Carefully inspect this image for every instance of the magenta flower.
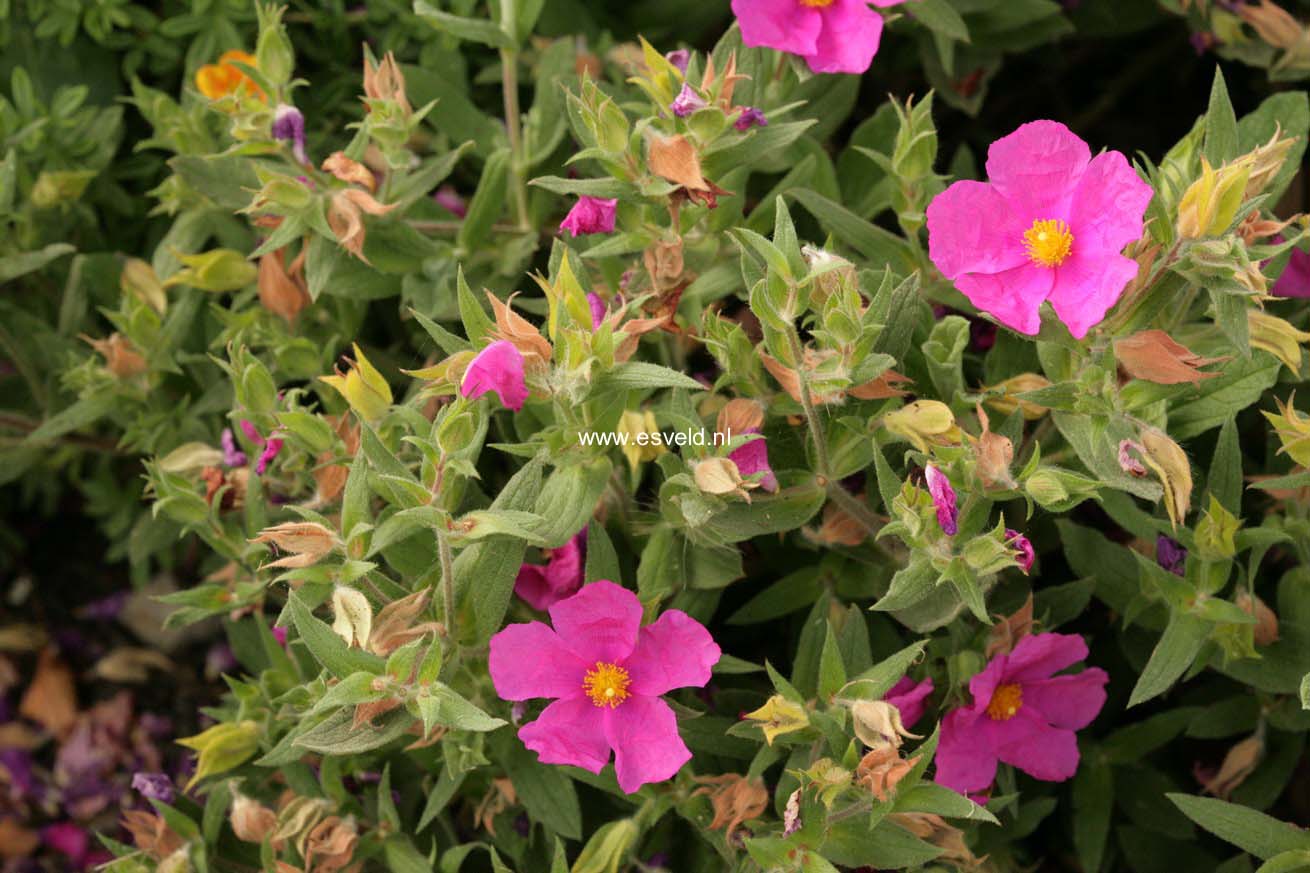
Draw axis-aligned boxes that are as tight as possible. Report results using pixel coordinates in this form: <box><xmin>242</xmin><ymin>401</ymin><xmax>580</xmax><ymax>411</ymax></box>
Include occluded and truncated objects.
<box><xmin>665</xmin><ymin>49</ymin><xmax>691</xmax><ymax>74</ymax></box>
<box><xmin>516</xmin><ymin>529</ymin><xmax>586</xmax><ymax>610</ymax></box>
<box><xmin>924</xmin><ymin>465</ymin><xmax>958</xmax><ymax>536</ymax></box>
<box><xmin>670</xmin><ymin>83</ymin><xmax>707</xmax><ymax>117</ymax></box>
<box><xmin>1005</xmin><ymin>528</ymin><xmax>1035</xmax><ymax>573</ymax></box>
<box><xmin>435</xmin><ymin>184</ymin><xmax>467</xmax><ymax>218</ymax></box>
<box><xmin>460</xmin><ymin>340</ymin><xmax>528</xmax><ymax>411</ymax></box>
<box><xmin>1273</xmin><ymin>245</ymin><xmax>1310</xmax><ymax>298</ymax></box>
<box><xmin>734</xmin><ymin>107</ymin><xmax>768</xmax><ymax>131</ymax></box>
<box><xmin>559</xmin><ymin>196</ymin><xmax>617</xmax><ymax>237</ymax></box>
<box><xmin>131</xmin><ymin>771</ymin><xmax>174</xmax><ymax>804</ymax></box>
<box><xmin>729</xmin><ymin>431</ymin><xmax>778</xmax><ymax>492</ymax></box>
<box><xmin>935</xmin><ymin>633</ymin><xmax>1108</xmax><ymax>794</ymax></box>
<box><xmin>272</xmin><ymin>104</ymin><xmax>308</xmax><ymax>164</ymax></box>
<box><xmin>926</xmin><ymin>121</ymin><xmax>1153</xmax><ymax>339</ymax></box>
<box><xmin>731</xmin><ymin>0</ymin><xmax>905</xmax><ymax>75</ymax></box>
<box><xmin>587</xmin><ymin>292</ymin><xmax>608</xmax><ymax>329</ymax></box>
<box><xmin>238</xmin><ymin>420</ymin><xmax>283</xmax><ymax>475</ymax></box>
<box><xmin>489</xmin><ymin>580</ymin><xmax>721</xmax><ymax>793</ymax></box>
<box><xmin>1157</xmin><ymin>535</ymin><xmax>1186</xmax><ymax>576</ymax></box>
<box><xmin>884</xmin><ymin>675</ymin><xmax>934</xmax><ymax>728</ymax></box>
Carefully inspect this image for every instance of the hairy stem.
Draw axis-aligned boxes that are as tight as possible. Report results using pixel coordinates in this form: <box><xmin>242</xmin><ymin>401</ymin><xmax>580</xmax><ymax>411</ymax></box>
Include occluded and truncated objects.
<box><xmin>498</xmin><ymin>2</ymin><xmax>530</xmax><ymax>231</ymax></box>
<box><xmin>436</xmin><ymin>527</ymin><xmax>456</xmax><ymax>643</ymax></box>
<box><xmin>787</xmin><ymin>329</ymin><xmax>831</xmax><ymax>478</ymax></box>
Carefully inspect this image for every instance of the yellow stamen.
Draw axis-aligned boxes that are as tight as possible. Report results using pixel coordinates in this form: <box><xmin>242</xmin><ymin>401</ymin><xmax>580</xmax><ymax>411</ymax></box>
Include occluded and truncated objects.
<box><xmin>985</xmin><ymin>683</ymin><xmax>1023</xmax><ymax>721</ymax></box>
<box><xmin>798</xmin><ymin>0</ymin><xmax>836</xmax><ymax>6</ymax></box>
<box><xmin>583</xmin><ymin>662</ymin><xmax>631</xmax><ymax>709</ymax></box>
<box><xmin>1023</xmin><ymin>219</ymin><xmax>1074</xmax><ymax>268</ymax></box>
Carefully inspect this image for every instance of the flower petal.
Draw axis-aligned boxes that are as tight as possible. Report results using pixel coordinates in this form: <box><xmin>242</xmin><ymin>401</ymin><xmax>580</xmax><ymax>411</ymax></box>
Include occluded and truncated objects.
<box><xmin>966</xmin><ymin>649</ymin><xmax>1012</xmax><ymax>715</ymax></box>
<box><xmin>488</xmin><ymin>621</ymin><xmax>589</xmax><ymax>701</ymax></box>
<box><xmin>460</xmin><ymin>340</ymin><xmax>528</xmax><ymax>411</ymax></box>
<box><xmin>884</xmin><ymin>676</ymin><xmax>934</xmax><ymax>729</ymax></box>
<box><xmin>548</xmin><ymin>580</ymin><xmax>642</xmax><ymax>664</ymax></box>
<box><xmin>604</xmin><ymin>695</ymin><xmax>691</xmax><ymax>793</ymax></box>
<box><xmin>519</xmin><ymin>697</ymin><xmax>612</xmax><ymax>773</ymax></box>
<box><xmin>986</xmin><ymin>121</ymin><xmax>1090</xmax><ymax>219</ymax></box>
<box><xmin>1069</xmin><ymin>150</ymin><xmax>1153</xmax><ymax>253</ymax></box>
<box><xmin>927</xmin><ymin>180</ymin><xmax>1029</xmax><ymax>279</ymax></box>
<box><xmin>1004</xmin><ymin>632</ymin><xmax>1090</xmax><ymax>683</ymax></box>
<box><xmin>805</xmin><ymin>0</ymin><xmax>883</xmax><ymax>74</ymax></box>
<box><xmin>1048</xmin><ymin>249</ymin><xmax>1140</xmax><ymax>340</ymax></box>
<box><xmin>513</xmin><ymin>565</ymin><xmax>555</xmax><ymax>612</ymax></box>
<box><xmin>625</xmin><ymin>610</ymin><xmax>721</xmax><ymax>697</ymax></box>
<box><xmin>728</xmin><ymin>433</ymin><xmax>778</xmax><ymax>492</ymax></box>
<box><xmin>732</xmin><ymin>0</ymin><xmax>822</xmax><ymax>57</ymax></box>
<box><xmin>1022</xmin><ymin>668</ymin><xmax>1108</xmax><ymax>730</ymax></box>
<box><xmin>933</xmin><ymin>707</ymin><xmax>997</xmax><ymax>794</ymax></box>
<box><xmin>954</xmin><ymin>263</ymin><xmax>1053</xmax><ymax>336</ymax></box>
<box><xmin>994</xmin><ymin>708</ymin><xmax>1082</xmax><ymax>782</ymax></box>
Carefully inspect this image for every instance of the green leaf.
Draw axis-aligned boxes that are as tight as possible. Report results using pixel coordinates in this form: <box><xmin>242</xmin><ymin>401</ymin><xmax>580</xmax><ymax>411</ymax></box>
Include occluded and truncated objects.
<box><xmin>1209</xmin><ymin>417</ymin><xmax>1242</xmax><ymax>513</ymax></box>
<box><xmin>873</xmin><ymin>557</ymin><xmax>937</xmax><ymax>613</ymax></box>
<box><xmin>1168</xmin><ymin>794</ymin><xmax>1310</xmax><ymax>860</ymax></box>
<box><xmin>592</xmin><ymin>362</ymin><xmax>705</xmax><ymax>393</ymax></box>
<box><xmin>294</xmin><ymin>707</ymin><xmax>414</xmax><ymax>754</ymax></box>
<box><xmin>907</xmin><ymin>0</ymin><xmax>971</xmax><ymax>42</ymax></box>
<box><xmin>457</xmin><ymin>148</ymin><xmax>510</xmax><ymax>252</ymax></box>
<box><xmin>897</xmin><ymin>782</ymin><xmax>999</xmax><ymax>825</ymax></box>
<box><xmin>384</xmin><ymin>836</ymin><xmax>436</xmax><ymax>873</ymax></box>
<box><xmin>583</xmin><ymin>520</ymin><xmax>621</xmax><ymax>585</ymax></box>
<box><xmin>0</xmin><ymin>243</ymin><xmax>75</xmax><ymax>283</ymax></box>
<box><xmin>1073</xmin><ymin>754</ymin><xmax>1114</xmax><ymax>873</ymax></box>
<box><xmin>1129</xmin><ymin>609</ymin><xmax>1211</xmax><ymax>707</ymax></box>
<box><xmin>790</xmin><ymin>188</ymin><xmax>914</xmax><ymax>270</ymax></box>
<box><xmin>414</xmin><ymin>1</ymin><xmax>513</xmax><ymax>47</ymax></box>
<box><xmin>1169</xmin><ymin>355</ymin><xmax>1280</xmax><ymax>440</ymax></box>
<box><xmin>503</xmin><ymin>737</ymin><xmax>582</xmax><ymax>839</ymax></box>
<box><xmin>839</xmin><ymin>640</ymin><xmax>928</xmax><ymax>700</ymax></box>
<box><xmin>22</xmin><ymin>393</ymin><xmax>116</xmax><ymax>445</ymax></box>
<box><xmin>1203</xmin><ymin>67</ymin><xmax>1240</xmax><ymax>167</ymax></box>
<box><xmin>415</xmin><ymin>683</ymin><xmax>506</xmax><ymax>733</ymax></box>
<box><xmin>287</xmin><ymin>591</ymin><xmax>385</xmax><ymax>680</ymax></box>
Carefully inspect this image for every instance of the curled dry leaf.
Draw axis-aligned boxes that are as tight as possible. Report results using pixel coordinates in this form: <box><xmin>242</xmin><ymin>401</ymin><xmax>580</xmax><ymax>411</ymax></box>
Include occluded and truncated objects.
<box><xmin>856</xmin><ymin>746</ymin><xmax>920</xmax><ymax>801</ymax></box>
<box><xmin>1115</xmin><ymin>330</ymin><xmax>1228</xmax><ymax>385</ymax></box>
<box><xmin>251</xmin><ymin>522</ymin><xmax>340</xmax><ymax>569</ymax></box>
<box><xmin>1202</xmin><ymin>734</ymin><xmax>1264</xmax><ymax>799</ymax></box>
<box><xmin>18</xmin><ymin>647</ymin><xmax>78</xmax><ymax>736</ymax></box>
<box><xmin>691</xmin><ymin>774</ymin><xmax>769</xmax><ymax>838</ymax></box>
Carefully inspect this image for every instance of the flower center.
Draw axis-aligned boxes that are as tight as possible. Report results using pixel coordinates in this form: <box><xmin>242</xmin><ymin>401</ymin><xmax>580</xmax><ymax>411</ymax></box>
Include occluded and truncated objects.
<box><xmin>583</xmin><ymin>662</ymin><xmax>631</xmax><ymax>709</ymax></box>
<box><xmin>798</xmin><ymin>0</ymin><xmax>836</xmax><ymax>6</ymax></box>
<box><xmin>1023</xmin><ymin>219</ymin><xmax>1074</xmax><ymax>268</ymax></box>
<box><xmin>985</xmin><ymin>683</ymin><xmax>1024</xmax><ymax>721</ymax></box>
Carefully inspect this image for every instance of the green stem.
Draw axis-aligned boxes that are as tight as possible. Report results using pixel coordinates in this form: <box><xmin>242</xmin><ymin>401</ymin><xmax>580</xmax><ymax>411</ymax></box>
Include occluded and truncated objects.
<box><xmin>787</xmin><ymin>329</ymin><xmax>831</xmax><ymax>478</ymax></box>
<box><xmin>436</xmin><ymin>527</ymin><xmax>456</xmax><ymax>644</ymax></box>
<box><xmin>824</xmin><ymin>482</ymin><xmax>883</xmax><ymax>540</ymax></box>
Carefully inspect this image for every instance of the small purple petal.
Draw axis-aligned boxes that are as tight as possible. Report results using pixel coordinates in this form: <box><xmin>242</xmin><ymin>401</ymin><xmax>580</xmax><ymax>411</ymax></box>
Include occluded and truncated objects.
<box><xmin>925</xmin><ymin>465</ymin><xmax>958</xmax><ymax>536</ymax></box>
<box><xmin>734</xmin><ymin>106</ymin><xmax>768</xmax><ymax>131</ymax></box>
<box><xmin>221</xmin><ymin>427</ymin><xmax>248</xmax><ymax>467</ymax></box>
<box><xmin>1005</xmin><ymin>528</ymin><xmax>1035</xmax><ymax>573</ymax></box>
<box><xmin>1157</xmin><ymin>535</ymin><xmax>1186</xmax><ymax>576</ymax></box>
<box><xmin>131</xmin><ymin>772</ymin><xmax>175</xmax><ymax>804</ymax></box>
<box><xmin>272</xmin><ymin>104</ymin><xmax>308</xmax><ymax>164</ymax></box>
<box><xmin>559</xmin><ymin>196</ymin><xmax>617</xmax><ymax>237</ymax></box>
<box><xmin>255</xmin><ymin>437</ymin><xmax>283</xmax><ymax>475</ymax></box>
<box><xmin>587</xmin><ymin>292</ymin><xmax>607</xmax><ymax>329</ymax></box>
<box><xmin>665</xmin><ymin>49</ymin><xmax>691</xmax><ymax>74</ymax></box>
<box><xmin>239</xmin><ymin>419</ymin><xmax>264</xmax><ymax>445</ymax></box>
<box><xmin>670</xmin><ymin>82</ymin><xmax>707</xmax><ymax>118</ymax></box>
<box><xmin>435</xmin><ymin>184</ymin><xmax>467</xmax><ymax>218</ymax></box>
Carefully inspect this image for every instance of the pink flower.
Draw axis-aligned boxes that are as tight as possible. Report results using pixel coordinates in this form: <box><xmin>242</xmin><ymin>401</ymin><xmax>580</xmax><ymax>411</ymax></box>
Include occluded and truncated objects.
<box><xmin>221</xmin><ymin>427</ymin><xmax>247</xmax><ymax>467</ymax></box>
<box><xmin>238</xmin><ymin>419</ymin><xmax>283</xmax><ymax>475</ymax></box>
<box><xmin>670</xmin><ymin>83</ymin><xmax>707</xmax><ymax>117</ymax></box>
<box><xmin>926</xmin><ymin>121</ymin><xmax>1153</xmax><ymax>339</ymax></box>
<box><xmin>587</xmin><ymin>292</ymin><xmax>608</xmax><ymax>329</ymax></box>
<box><xmin>731</xmin><ymin>0</ymin><xmax>905</xmax><ymax>75</ymax></box>
<box><xmin>435</xmin><ymin>184</ymin><xmax>467</xmax><ymax>218</ymax></box>
<box><xmin>884</xmin><ymin>675</ymin><xmax>933</xmax><ymax>728</ymax></box>
<box><xmin>559</xmin><ymin>196</ymin><xmax>617</xmax><ymax>237</ymax></box>
<box><xmin>1005</xmin><ymin>528</ymin><xmax>1035</xmax><ymax>573</ymax></box>
<box><xmin>665</xmin><ymin>49</ymin><xmax>691</xmax><ymax>74</ymax></box>
<box><xmin>460</xmin><ymin>340</ymin><xmax>528</xmax><ymax>411</ymax></box>
<box><xmin>924</xmin><ymin>465</ymin><xmax>957</xmax><ymax>536</ymax></box>
<box><xmin>729</xmin><ymin>431</ymin><xmax>778</xmax><ymax>492</ymax></box>
<box><xmin>935</xmin><ymin>633</ymin><xmax>1108</xmax><ymax>794</ymax></box>
<box><xmin>1273</xmin><ymin>245</ymin><xmax>1310</xmax><ymax>298</ymax></box>
<box><xmin>516</xmin><ymin>529</ymin><xmax>587</xmax><ymax>610</ymax></box>
<box><xmin>489</xmin><ymin>580</ymin><xmax>721</xmax><ymax>793</ymax></box>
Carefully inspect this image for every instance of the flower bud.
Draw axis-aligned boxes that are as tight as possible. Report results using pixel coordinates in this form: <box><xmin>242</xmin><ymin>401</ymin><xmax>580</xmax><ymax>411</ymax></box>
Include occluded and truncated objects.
<box><xmin>1248</xmin><ymin>310</ymin><xmax>1310</xmax><ymax>373</ymax></box>
<box><xmin>716</xmin><ymin>398</ymin><xmax>764</xmax><ymax>436</ymax></box>
<box><xmin>175</xmin><ymin>721</ymin><xmax>259</xmax><ymax>789</ymax></box>
<box><xmin>362</xmin><ymin>50</ymin><xmax>411</xmax><ymax>117</ymax></box>
<box><xmin>165</xmin><ymin>249</ymin><xmax>258</xmax><ymax>292</ymax></box>
<box><xmin>30</xmin><ymin>170</ymin><xmax>94</xmax><ymax>208</ymax></box>
<box><xmin>320</xmin><ymin>343</ymin><xmax>393</xmax><ymax>422</ymax></box>
<box><xmin>331</xmin><ymin>585</ymin><xmax>373</xmax><ymax>649</ymax></box>
<box><xmin>961</xmin><ymin>531</ymin><xmax>1015</xmax><ymax>575</ymax></box>
<box><xmin>1194</xmin><ymin>495</ymin><xmax>1240</xmax><ymax>561</ymax></box>
<box><xmin>618</xmin><ymin>409</ymin><xmax>665</xmax><ymax>471</ymax></box>
<box><xmin>849</xmin><ymin>700</ymin><xmax>918</xmax><ymax>751</ymax></box>
<box><xmin>1177</xmin><ymin>158</ymin><xmax>1251</xmax><ymax>240</ymax></box>
<box><xmin>694</xmin><ymin>457</ymin><xmax>750</xmax><ymax>500</ymax></box>
<box><xmin>1236</xmin><ymin>0</ymin><xmax>1305</xmax><ymax>49</ymax></box>
<box><xmin>257</xmin><ymin>250</ymin><xmax>311</xmax><ymax>324</ymax></box>
<box><xmin>856</xmin><ymin>746</ymin><xmax>919</xmax><ymax>801</ymax></box>
<box><xmin>271</xmin><ymin>104</ymin><xmax>307</xmax><ymax>164</ymax></box>
<box><xmin>82</xmin><ymin>333</ymin><xmax>147</xmax><ymax>378</ymax></box>
<box><xmin>984</xmin><ymin>373</ymin><xmax>1052</xmax><ymax>420</ymax></box>
<box><xmin>743</xmin><ymin>695</ymin><xmax>809</xmax><ymax>745</ymax></box>
<box><xmin>230</xmin><ymin>793</ymin><xmax>278</xmax><ymax>844</ymax></box>
<box><xmin>972</xmin><ymin>406</ymin><xmax>1014</xmax><ymax>489</ymax></box>
<box><xmin>255</xmin><ymin>3</ymin><xmax>295</xmax><ymax>87</ymax></box>
<box><xmin>1138</xmin><ymin>427</ymin><xmax>1193</xmax><ymax>530</ymax></box>
<box><xmin>924</xmin><ymin>465</ymin><xmax>958</xmax><ymax>536</ymax></box>
<box><xmin>120</xmin><ymin>258</ymin><xmax>167</xmax><ymax>313</ymax></box>
<box><xmin>1236</xmin><ymin>592</ymin><xmax>1280</xmax><ymax>646</ymax></box>
<box><xmin>883</xmin><ymin>400</ymin><xmax>960</xmax><ymax>452</ymax></box>
<box><xmin>250</xmin><ymin>522</ymin><xmax>339</xmax><ymax>569</ymax></box>
<box><xmin>1024</xmin><ymin>469</ymin><xmax>1068</xmax><ymax>507</ymax></box>
<box><xmin>1243</xmin><ymin>128</ymin><xmax>1297</xmax><ymax>198</ymax></box>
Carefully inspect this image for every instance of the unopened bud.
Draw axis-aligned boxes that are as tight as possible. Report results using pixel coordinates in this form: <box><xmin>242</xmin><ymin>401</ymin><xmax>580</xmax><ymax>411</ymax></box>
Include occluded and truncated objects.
<box><xmin>121</xmin><ymin>258</ymin><xmax>167</xmax><ymax>313</ymax></box>
<box><xmin>883</xmin><ymin>400</ymin><xmax>960</xmax><ymax>452</ymax></box>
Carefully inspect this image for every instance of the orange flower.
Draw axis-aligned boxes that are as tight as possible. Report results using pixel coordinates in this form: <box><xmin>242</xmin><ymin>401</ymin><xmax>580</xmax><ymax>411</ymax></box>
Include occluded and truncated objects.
<box><xmin>195</xmin><ymin>50</ymin><xmax>265</xmax><ymax>101</ymax></box>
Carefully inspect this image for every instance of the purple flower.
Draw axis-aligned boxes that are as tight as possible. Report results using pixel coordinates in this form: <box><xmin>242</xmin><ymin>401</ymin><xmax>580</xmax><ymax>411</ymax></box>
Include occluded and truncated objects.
<box><xmin>665</xmin><ymin>49</ymin><xmax>691</xmax><ymax>74</ymax></box>
<box><xmin>515</xmin><ymin>529</ymin><xmax>587</xmax><ymax>611</ymax></box>
<box><xmin>670</xmin><ymin>83</ymin><xmax>707</xmax><ymax>118</ymax></box>
<box><xmin>78</xmin><ymin>591</ymin><xmax>127</xmax><ymax>621</ymax></box>
<box><xmin>271</xmin><ymin>625</ymin><xmax>289</xmax><ymax>647</ymax></box>
<box><xmin>559</xmin><ymin>196</ymin><xmax>617</xmax><ymax>237</ymax></box>
<box><xmin>1006</xmin><ymin>528</ymin><xmax>1035</xmax><ymax>574</ymax></box>
<box><xmin>221</xmin><ymin>427</ymin><xmax>247</xmax><ymax>467</ymax></box>
<box><xmin>460</xmin><ymin>340</ymin><xmax>529</xmax><ymax>411</ymax></box>
<box><xmin>255</xmin><ymin>437</ymin><xmax>283</xmax><ymax>475</ymax></box>
<box><xmin>435</xmin><ymin>184</ymin><xmax>467</xmax><ymax>218</ymax></box>
<box><xmin>1157</xmin><ymin>535</ymin><xmax>1186</xmax><ymax>576</ymax></box>
<box><xmin>734</xmin><ymin>106</ymin><xmax>768</xmax><ymax>131</ymax></box>
<box><xmin>131</xmin><ymin>772</ymin><xmax>174</xmax><ymax>804</ymax></box>
<box><xmin>924</xmin><ymin>465</ymin><xmax>958</xmax><ymax>536</ymax></box>
<box><xmin>272</xmin><ymin>104</ymin><xmax>308</xmax><ymax>164</ymax></box>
